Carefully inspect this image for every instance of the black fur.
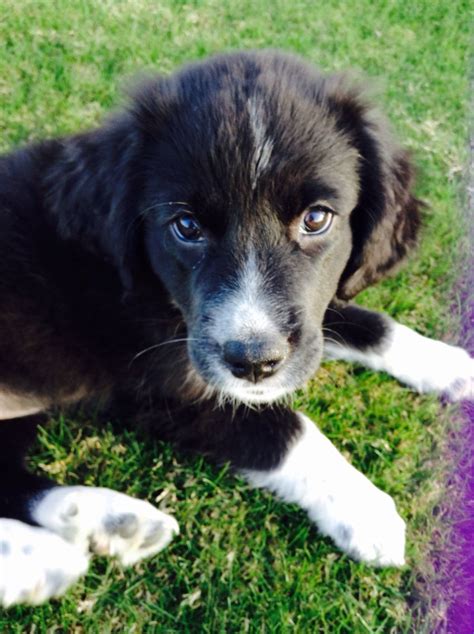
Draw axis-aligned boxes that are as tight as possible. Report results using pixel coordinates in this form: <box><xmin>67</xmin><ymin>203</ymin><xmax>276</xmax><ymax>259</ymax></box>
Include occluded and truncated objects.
<box><xmin>324</xmin><ymin>302</ymin><xmax>389</xmax><ymax>351</ymax></box>
<box><xmin>0</xmin><ymin>50</ymin><xmax>422</xmax><ymax>524</ymax></box>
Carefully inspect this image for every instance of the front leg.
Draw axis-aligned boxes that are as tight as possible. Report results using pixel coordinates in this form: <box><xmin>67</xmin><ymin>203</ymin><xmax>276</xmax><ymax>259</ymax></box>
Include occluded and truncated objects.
<box><xmin>0</xmin><ymin>417</ymin><xmax>178</xmax><ymax>607</ymax></box>
<box><xmin>323</xmin><ymin>303</ymin><xmax>474</xmax><ymax>400</ymax></box>
<box><xmin>242</xmin><ymin>413</ymin><xmax>406</xmax><ymax>567</ymax></box>
<box><xmin>164</xmin><ymin>403</ymin><xmax>405</xmax><ymax>567</ymax></box>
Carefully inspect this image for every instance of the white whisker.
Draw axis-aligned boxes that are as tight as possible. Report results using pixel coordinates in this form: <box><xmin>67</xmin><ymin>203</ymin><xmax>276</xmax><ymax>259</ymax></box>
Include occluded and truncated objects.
<box><xmin>129</xmin><ymin>337</ymin><xmax>199</xmax><ymax>365</ymax></box>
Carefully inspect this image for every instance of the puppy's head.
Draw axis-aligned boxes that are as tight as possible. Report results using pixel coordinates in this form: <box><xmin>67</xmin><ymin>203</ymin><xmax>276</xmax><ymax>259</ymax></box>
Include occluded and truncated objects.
<box><xmin>126</xmin><ymin>52</ymin><xmax>421</xmax><ymax>404</ymax></box>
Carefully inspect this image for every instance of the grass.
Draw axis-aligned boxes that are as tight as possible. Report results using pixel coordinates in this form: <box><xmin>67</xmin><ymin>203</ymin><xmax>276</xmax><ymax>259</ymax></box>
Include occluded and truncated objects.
<box><xmin>0</xmin><ymin>0</ymin><xmax>470</xmax><ymax>631</ymax></box>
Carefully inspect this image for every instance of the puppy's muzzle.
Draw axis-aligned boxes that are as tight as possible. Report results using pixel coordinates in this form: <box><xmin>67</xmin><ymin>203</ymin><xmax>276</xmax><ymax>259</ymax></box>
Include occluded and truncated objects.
<box><xmin>223</xmin><ymin>337</ymin><xmax>289</xmax><ymax>383</ymax></box>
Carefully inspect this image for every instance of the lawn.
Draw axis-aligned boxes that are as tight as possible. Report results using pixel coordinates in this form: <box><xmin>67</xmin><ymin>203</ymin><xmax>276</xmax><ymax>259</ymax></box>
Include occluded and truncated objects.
<box><xmin>0</xmin><ymin>0</ymin><xmax>470</xmax><ymax>631</ymax></box>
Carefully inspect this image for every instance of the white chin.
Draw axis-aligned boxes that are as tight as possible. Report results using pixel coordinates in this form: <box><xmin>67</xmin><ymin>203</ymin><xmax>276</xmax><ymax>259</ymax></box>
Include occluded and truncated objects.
<box><xmin>224</xmin><ymin>384</ymin><xmax>290</xmax><ymax>405</ymax></box>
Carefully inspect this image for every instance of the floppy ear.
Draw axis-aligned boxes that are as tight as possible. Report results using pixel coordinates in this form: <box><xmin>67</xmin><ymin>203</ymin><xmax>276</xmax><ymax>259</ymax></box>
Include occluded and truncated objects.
<box><xmin>324</xmin><ymin>78</ymin><xmax>423</xmax><ymax>301</ymax></box>
<box><xmin>45</xmin><ymin>75</ymin><xmax>177</xmax><ymax>291</ymax></box>
<box><xmin>45</xmin><ymin>116</ymin><xmax>146</xmax><ymax>291</ymax></box>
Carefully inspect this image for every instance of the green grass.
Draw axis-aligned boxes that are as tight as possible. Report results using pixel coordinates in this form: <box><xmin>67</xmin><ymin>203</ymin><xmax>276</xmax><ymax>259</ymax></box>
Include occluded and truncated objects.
<box><xmin>0</xmin><ymin>0</ymin><xmax>470</xmax><ymax>631</ymax></box>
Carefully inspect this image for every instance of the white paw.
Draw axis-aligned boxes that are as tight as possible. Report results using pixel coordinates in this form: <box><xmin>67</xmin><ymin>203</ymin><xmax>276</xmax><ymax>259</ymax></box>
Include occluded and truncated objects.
<box><xmin>32</xmin><ymin>486</ymin><xmax>179</xmax><ymax>566</ymax></box>
<box><xmin>313</xmin><ymin>475</ymin><xmax>406</xmax><ymax>567</ymax></box>
<box><xmin>379</xmin><ymin>325</ymin><xmax>474</xmax><ymax>401</ymax></box>
<box><xmin>0</xmin><ymin>519</ymin><xmax>89</xmax><ymax>607</ymax></box>
<box><xmin>439</xmin><ymin>347</ymin><xmax>474</xmax><ymax>401</ymax></box>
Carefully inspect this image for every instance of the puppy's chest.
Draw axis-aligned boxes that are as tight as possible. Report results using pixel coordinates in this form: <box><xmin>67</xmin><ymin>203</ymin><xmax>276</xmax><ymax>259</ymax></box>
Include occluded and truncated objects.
<box><xmin>0</xmin><ymin>390</ymin><xmax>46</xmax><ymax>419</ymax></box>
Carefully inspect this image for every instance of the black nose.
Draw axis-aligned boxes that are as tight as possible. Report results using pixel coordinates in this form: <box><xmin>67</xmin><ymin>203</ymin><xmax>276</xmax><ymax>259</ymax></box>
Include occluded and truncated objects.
<box><xmin>223</xmin><ymin>339</ymin><xmax>289</xmax><ymax>382</ymax></box>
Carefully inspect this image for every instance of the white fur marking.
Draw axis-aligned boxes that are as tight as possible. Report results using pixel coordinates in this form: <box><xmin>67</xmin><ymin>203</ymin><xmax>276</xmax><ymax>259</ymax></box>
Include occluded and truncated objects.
<box><xmin>247</xmin><ymin>97</ymin><xmax>273</xmax><ymax>190</ymax></box>
<box><xmin>0</xmin><ymin>519</ymin><xmax>89</xmax><ymax>607</ymax></box>
<box><xmin>242</xmin><ymin>413</ymin><xmax>406</xmax><ymax>567</ymax></box>
<box><xmin>0</xmin><ymin>390</ymin><xmax>45</xmax><ymax>420</ymax></box>
<box><xmin>32</xmin><ymin>486</ymin><xmax>179</xmax><ymax>566</ymax></box>
<box><xmin>324</xmin><ymin>321</ymin><xmax>474</xmax><ymax>401</ymax></box>
<box><xmin>206</xmin><ymin>251</ymin><xmax>300</xmax><ymax>404</ymax></box>
<box><xmin>210</xmin><ymin>251</ymin><xmax>279</xmax><ymax>346</ymax></box>
<box><xmin>207</xmin><ymin>361</ymin><xmax>291</xmax><ymax>406</ymax></box>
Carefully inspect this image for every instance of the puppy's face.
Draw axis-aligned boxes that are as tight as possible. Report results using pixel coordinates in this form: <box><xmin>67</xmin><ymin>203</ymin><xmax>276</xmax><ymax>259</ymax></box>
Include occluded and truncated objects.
<box><xmin>128</xmin><ymin>54</ymin><xmax>418</xmax><ymax>403</ymax></box>
<box><xmin>137</xmin><ymin>54</ymin><xmax>368</xmax><ymax>404</ymax></box>
<box><xmin>147</xmin><ymin>198</ymin><xmax>355</xmax><ymax>404</ymax></box>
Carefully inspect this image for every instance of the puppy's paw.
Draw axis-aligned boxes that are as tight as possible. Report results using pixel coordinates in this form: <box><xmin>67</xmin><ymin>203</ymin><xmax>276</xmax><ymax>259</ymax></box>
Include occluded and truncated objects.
<box><xmin>334</xmin><ymin>492</ymin><xmax>405</xmax><ymax>567</ymax></box>
<box><xmin>0</xmin><ymin>519</ymin><xmax>88</xmax><ymax>607</ymax></box>
<box><xmin>32</xmin><ymin>486</ymin><xmax>179</xmax><ymax>566</ymax></box>
<box><xmin>440</xmin><ymin>347</ymin><xmax>474</xmax><ymax>402</ymax></box>
<box><xmin>389</xmin><ymin>333</ymin><xmax>474</xmax><ymax>401</ymax></box>
<box><xmin>313</xmin><ymin>477</ymin><xmax>406</xmax><ymax>567</ymax></box>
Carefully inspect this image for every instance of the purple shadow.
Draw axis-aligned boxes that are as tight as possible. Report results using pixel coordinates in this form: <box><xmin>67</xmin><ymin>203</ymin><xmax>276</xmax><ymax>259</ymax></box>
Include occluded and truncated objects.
<box><xmin>443</xmin><ymin>136</ymin><xmax>474</xmax><ymax>633</ymax></box>
<box><xmin>444</xmin><ymin>296</ymin><xmax>474</xmax><ymax>634</ymax></box>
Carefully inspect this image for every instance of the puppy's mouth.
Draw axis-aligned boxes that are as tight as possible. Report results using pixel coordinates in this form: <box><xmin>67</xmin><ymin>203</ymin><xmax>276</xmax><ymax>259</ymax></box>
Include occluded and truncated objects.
<box><xmin>200</xmin><ymin>365</ymin><xmax>293</xmax><ymax>406</ymax></box>
<box><xmin>214</xmin><ymin>378</ymin><xmax>291</xmax><ymax>405</ymax></box>
<box><xmin>187</xmin><ymin>332</ymin><xmax>322</xmax><ymax>406</ymax></box>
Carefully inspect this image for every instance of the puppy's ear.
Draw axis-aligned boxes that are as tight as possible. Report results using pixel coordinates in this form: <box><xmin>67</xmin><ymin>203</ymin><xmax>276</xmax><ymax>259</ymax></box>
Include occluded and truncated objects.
<box><xmin>46</xmin><ymin>76</ymin><xmax>175</xmax><ymax>291</ymax></box>
<box><xmin>45</xmin><ymin>117</ymin><xmax>145</xmax><ymax>292</ymax></box>
<box><xmin>326</xmin><ymin>78</ymin><xmax>423</xmax><ymax>300</ymax></box>
<box><xmin>124</xmin><ymin>73</ymin><xmax>174</xmax><ymax>139</ymax></box>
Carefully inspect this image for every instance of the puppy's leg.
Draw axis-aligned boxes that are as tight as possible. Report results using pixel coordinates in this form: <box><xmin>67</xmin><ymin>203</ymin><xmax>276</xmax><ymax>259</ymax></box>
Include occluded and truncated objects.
<box><xmin>242</xmin><ymin>413</ymin><xmax>405</xmax><ymax>567</ymax></box>
<box><xmin>167</xmin><ymin>405</ymin><xmax>405</xmax><ymax>567</ymax></box>
<box><xmin>0</xmin><ymin>418</ymin><xmax>178</xmax><ymax>607</ymax></box>
<box><xmin>0</xmin><ymin>519</ymin><xmax>89</xmax><ymax>607</ymax></box>
<box><xmin>323</xmin><ymin>303</ymin><xmax>474</xmax><ymax>400</ymax></box>
<box><xmin>0</xmin><ymin>418</ymin><xmax>88</xmax><ymax>606</ymax></box>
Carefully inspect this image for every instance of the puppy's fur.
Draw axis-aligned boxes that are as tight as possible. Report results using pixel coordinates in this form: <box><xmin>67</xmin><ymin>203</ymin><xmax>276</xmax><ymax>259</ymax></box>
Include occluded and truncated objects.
<box><xmin>1</xmin><ymin>51</ymin><xmax>473</xmax><ymax>606</ymax></box>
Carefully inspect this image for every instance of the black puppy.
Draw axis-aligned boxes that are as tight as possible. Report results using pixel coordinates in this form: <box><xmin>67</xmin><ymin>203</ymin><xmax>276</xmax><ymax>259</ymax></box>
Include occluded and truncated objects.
<box><xmin>1</xmin><ymin>51</ymin><xmax>472</xmax><ymax>606</ymax></box>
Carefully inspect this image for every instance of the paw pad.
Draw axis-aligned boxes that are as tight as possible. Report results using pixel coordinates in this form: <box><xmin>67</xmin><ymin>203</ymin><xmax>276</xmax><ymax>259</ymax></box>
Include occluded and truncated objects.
<box><xmin>32</xmin><ymin>486</ymin><xmax>179</xmax><ymax>566</ymax></box>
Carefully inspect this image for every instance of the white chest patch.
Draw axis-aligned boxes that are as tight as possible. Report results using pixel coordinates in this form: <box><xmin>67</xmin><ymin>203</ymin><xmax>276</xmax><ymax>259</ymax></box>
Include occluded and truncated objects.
<box><xmin>0</xmin><ymin>390</ymin><xmax>46</xmax><ymax>420</ymax></box>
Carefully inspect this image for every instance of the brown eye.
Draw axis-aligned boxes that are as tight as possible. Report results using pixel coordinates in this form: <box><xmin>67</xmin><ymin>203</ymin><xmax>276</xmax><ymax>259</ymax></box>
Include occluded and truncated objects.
<box><xmin>173</xmin><ymin>214</ymin><xmax>204</xmax><ymax>242</ymax></box>
<box><xmin>301</xmin><ymin>206</ymin><xmax>334</xmax><ymax>235</ymax></box>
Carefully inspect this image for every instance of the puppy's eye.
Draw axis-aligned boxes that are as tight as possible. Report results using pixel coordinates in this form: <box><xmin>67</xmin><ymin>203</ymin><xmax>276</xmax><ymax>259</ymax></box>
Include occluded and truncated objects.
<box><xmin>173</xmin><ymin>214</ymin><xmax>204</xmax><ymax>242</ymax></box>
<box><xmin>301</xmin><ymin>206</ymin><xmax>334</xmax><ymax>235</ymax></box>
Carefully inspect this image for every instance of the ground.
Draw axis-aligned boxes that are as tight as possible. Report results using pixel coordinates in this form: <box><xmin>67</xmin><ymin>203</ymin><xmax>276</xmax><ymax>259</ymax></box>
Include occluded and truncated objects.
<box><xmin>0</xmin><ymin>0</ymin><xmax>470</xmax><ymax>631</ymax></box>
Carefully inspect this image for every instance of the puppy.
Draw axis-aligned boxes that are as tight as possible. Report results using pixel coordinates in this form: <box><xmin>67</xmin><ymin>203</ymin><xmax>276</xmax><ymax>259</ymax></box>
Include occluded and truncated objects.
<box><xmin>0</xmin><ymin>50</ymin><xmax>473</xmax><ymax>607</ymax></box>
